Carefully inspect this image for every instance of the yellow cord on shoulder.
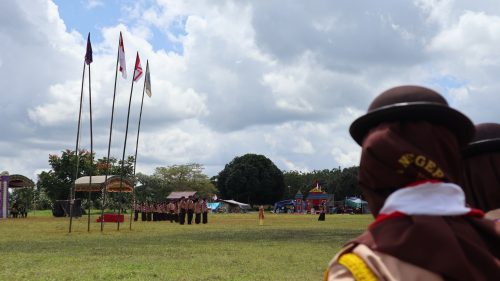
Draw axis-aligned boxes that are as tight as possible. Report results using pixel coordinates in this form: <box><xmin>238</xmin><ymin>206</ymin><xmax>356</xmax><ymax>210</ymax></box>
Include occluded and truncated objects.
<box><xmin>337</xmin><ymin>253</ymin><xmax>378</xmax><ymax>281</ymax></box>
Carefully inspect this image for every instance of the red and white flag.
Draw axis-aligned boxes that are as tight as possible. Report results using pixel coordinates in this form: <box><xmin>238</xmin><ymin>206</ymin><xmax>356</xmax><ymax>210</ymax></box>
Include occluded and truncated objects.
<box><xmin>133</xmin><ymin>52</ymin><xmax>143</xmax><ymax>82</ymax></box>
<box><xmin>119</xmin><ymin>32</ymin><xmax>127</xmax><ymax>79</ymax></box>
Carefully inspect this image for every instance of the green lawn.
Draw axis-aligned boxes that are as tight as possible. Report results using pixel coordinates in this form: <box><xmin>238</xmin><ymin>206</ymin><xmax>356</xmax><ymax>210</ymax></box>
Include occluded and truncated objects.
<box><xmin>0</xmin><ymin>211</ymin><xmax>372</xmax><ymax>281</ymax></box>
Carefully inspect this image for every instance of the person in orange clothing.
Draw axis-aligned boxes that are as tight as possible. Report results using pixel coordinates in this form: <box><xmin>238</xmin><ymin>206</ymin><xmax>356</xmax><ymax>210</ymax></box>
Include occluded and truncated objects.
<box><xmin>258</xmin><ymin>205</ymin><xmax>265</xmax><ymax>226</ymax></box>
<box><xmin>325</xmin><ymin>85</ymin><xmax>500</xmax><ymax>281</ymax></box>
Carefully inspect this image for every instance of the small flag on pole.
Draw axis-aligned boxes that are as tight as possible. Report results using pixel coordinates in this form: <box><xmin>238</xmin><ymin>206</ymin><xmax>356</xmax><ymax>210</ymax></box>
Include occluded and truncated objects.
<box><xmin>119</xmin><ymin>32</ymin><xmax>127</xmax><ymax>79</ymax></box>
<box><xmin>145</xmin><ymin>62</ymin><xmax>152</xmax><ymax>97</ymax></box>
<box><xmin>85</xmin><ymin>33</ymin><xmax>92</xmax><ymax>65</ymax></box>
<box><xmin>133</xmin><ymin>52</ymin><xmax>143</xmax><ymax>82</ymax></box>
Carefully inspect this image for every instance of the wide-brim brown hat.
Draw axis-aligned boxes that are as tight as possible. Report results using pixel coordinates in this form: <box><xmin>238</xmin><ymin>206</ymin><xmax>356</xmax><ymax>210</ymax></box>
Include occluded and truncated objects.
<box><xmin>350</xmin><ymin>85</ymin><xmax>474</xmax><ymax>146</ymax></box>
<box><xmin>462</xmin><ymin>123</ymin><xmax>500</xmax><ymax>157</ymax></box>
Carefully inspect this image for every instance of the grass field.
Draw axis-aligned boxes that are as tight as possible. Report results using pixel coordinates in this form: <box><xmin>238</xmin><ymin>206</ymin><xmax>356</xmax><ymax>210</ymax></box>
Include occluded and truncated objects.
<box><xmin>0</xmin><ymin>211</ymin><xmax>372</xmax><ymax>281</ymax></box>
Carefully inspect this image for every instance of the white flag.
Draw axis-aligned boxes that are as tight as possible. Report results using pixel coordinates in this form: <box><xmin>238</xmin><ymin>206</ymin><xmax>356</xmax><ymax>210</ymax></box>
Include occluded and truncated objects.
<box><xmin>118</xmin><ymin>32</ymin><xmax>127</xmax><ymax>79</ymax></box>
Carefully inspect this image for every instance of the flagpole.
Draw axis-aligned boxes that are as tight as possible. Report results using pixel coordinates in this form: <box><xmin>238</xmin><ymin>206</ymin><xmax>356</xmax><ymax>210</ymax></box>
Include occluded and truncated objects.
<box><xmin>69</xmin><ymin>60</ymin><xmax>86</xmax><ymax>233</ymax></box>
<box><xmin>101</xmin><ymin>34</ymin><xmax>121</xmax><ymax>232</ymax></box>
<box><xmin>117</xmin><ymin>52</ymin><xmax>138</xmax><ymax>231</ymax></box>
<box><xmin>87</xmin><ymin>62</ymin><xmax>94</xmax><ymax>232</ymax></box>
<box><xmin>129</xmin><ymin>60</ymin><xmax>148</xmax><ymax>230</ymax></box>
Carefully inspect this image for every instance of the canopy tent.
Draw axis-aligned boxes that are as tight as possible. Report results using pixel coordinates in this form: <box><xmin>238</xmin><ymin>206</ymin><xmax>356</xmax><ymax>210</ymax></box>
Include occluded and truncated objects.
<box><xmin>344</xmin><ymin>197</ymin><xmax>369</xmax><ymax>213</ymax></box>
<box><xmin>218</xmin><ymin>199</ymin><xmax>251</xmax><ymax>213</ymax></box>
<box><xmin>8</xmin><ymin>174</ymin><xmax>35</xmax><ymax>188</ymax></box>
<box><xmin>166</xmin><ymin>191</ymin><xmax>197</xmax><ymax>200</ymax></box>
<box><xmin>74</xmin><ymin>175</ymin><xmax>133</xmax><ymax>193</ymax></box>
<box><xmin>207</xmin><ymin>202</ymin><xmax>221</xmax><ymax>212</ymax></box>
<box><xmin>345</xmin><ymin>197</ymin><xmax>367</xmax><ymax>208</ymax></box>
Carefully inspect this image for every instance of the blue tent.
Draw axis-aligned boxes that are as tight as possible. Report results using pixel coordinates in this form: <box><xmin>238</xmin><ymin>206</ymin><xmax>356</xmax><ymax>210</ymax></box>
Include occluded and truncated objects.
<box><xmin>207</xmin><ymin>202</ymin><xmax>221</xmax><ymax>213</ymax></box>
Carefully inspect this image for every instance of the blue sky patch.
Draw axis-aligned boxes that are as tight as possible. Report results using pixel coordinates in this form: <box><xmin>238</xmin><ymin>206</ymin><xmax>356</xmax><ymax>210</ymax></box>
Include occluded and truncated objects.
<box><xmin>54</xmin><ymin>0</ymin><xmax>186</xmax><ymax>54</ymax></box>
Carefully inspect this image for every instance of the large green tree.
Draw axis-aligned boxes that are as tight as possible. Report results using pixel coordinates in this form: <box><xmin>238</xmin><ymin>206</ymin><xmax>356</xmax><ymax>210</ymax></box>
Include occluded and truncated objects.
<box><xmin>282</xmin><ymin>166</ymin><xmax>361</xmax><ymax>201</ymax></box>
<box><xmin>134</xmin><ymin>164</ymin><xmax>217</xmax><ymax>203</ymax></box>
<box><xmin>216</xmin><ymin>154</ymin><xmax>285</xmax><ymax>205</ymax></box>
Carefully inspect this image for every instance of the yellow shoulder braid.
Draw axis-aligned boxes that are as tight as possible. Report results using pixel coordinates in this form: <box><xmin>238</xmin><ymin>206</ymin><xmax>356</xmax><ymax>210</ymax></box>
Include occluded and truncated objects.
<box><xmin>337</xmin><ymin>253</ymin><xmax>377</xmax><ymax>281</ymax></box>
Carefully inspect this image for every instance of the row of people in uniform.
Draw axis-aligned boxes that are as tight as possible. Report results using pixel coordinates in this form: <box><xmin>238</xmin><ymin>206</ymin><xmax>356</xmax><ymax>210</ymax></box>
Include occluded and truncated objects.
<box><xmin>133</xmin><ymin>197</ymin><xmax>209</xmax><ymax>225</ymax></box>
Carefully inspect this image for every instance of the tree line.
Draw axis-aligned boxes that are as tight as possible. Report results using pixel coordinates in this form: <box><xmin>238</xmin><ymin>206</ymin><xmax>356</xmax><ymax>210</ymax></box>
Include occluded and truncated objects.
<box><xmin>12</xmin><ymin>151</ymin><xmax>361</xmax><ymax>209</ymax></box>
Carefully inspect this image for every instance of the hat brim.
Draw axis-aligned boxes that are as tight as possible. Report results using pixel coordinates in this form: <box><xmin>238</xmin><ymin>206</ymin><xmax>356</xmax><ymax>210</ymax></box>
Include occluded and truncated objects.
<box><xmin>462</xmin><ymin>138</ymin><xmax>500</xmax><ymax>157</ymax></box>
<box><xmin>349</xmin><ymin>102</ymin><xmax>474</xmax><ymax>146</ymax></box>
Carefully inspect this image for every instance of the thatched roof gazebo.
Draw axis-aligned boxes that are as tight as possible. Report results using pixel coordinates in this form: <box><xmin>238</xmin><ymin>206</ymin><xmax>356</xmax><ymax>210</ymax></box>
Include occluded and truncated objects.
<box><xmin>8</xmin><ymin>174</ymin><xmax>35</xmax><ymax>189</ymax></box>
<box><xmin>74</xmin><ymin>175</ymin><xmax>133</xmax><ymax>193</ymax></box>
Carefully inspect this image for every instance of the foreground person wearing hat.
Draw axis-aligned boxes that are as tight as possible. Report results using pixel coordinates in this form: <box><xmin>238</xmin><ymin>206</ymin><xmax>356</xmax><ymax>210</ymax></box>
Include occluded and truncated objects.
<box><xmin>325</xmin><ymin>86</ymin><xmax>500</xmax><ymax>281</ymax></box>
<box><xmin>462</xmin><ymin>123</ymin><xmax>500</xmax><ymax>221</ymax></box>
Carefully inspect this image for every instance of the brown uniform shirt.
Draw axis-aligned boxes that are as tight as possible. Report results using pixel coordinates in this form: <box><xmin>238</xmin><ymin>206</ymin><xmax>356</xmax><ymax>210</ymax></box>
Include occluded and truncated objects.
<box><xmin>194</xmin><ymin>202</ymin><xmax>202</xmax><ymax>214</ymax></box>
<box><xmin>187</xmin><ymin>199</ymin><xmax>195</xmax><ymax>210</ymax></box>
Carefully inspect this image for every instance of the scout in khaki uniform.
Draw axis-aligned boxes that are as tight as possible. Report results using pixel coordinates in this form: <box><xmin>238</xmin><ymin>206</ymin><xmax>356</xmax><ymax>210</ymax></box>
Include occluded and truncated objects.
<box><xmin>146</xmin><ymin>202</ymin><xmax>152</xmax><ymax>221</ymax></box>
<box><xmin>141</xmin><ymin>202</ymin><xmax>147</xmax><ymax>221</ymax></box>
<box><xmin>194</xmin><ymin>199</ymin><xmax>202</xmax><ymax>224</ymax></box>
<box><xmin>201</xmin><ymin>198</ymin><xmax>208</xmax><ymax>224</ymax></box>
<box><xmin>166</xmin><ymin>201</ymin><xmax>173</xmax><ymax>222</ymax></box>
<box><xmin>325</xmin><ymin>86</ymin><xmax>500</xmax><ymax>281</ymax></box>
<box><xmin>461</xmin><ymin>123</ymin><xmax>500</xmax><ymax>221</ymax></box>
<box><xmin>133</xmin><ymin>202</ymin><xmax>139</xmax><ymax>221</ymax></box>
<box><xmin>178</xmin><ymin>197</ymin><xmax>187</xmax><ymax>225</ymax></box>
<box><xmin>186</xmin><ymin>197</ymin><xmax>195</xmax><ymax>225</ymax></box>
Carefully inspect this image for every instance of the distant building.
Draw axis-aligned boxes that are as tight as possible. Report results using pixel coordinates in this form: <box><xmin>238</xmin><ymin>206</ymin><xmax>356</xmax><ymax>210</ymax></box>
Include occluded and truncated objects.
<box><xmin>305</xmin><ymin>182</ymin><xmax>332</xmax><ymax>214</ymax></box>
<box><xmin>273</xmin><ymin>182</ymin><xmax>335</xmax><ymax>214</ymax></box>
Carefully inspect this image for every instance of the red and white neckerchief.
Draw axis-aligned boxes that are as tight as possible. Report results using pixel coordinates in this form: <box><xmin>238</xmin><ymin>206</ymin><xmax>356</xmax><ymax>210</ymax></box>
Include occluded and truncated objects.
<box><xmin>371</xmin><ymin>180</ymin><xmax>484</xmax><ymax>228</ymax></box>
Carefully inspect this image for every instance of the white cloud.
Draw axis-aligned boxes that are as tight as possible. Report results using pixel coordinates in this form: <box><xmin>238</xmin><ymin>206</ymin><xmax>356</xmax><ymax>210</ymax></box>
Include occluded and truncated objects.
<box><xmin>429</xmin><ymin>11</ymin><xmax>500</xmax><ymax>66</ymax></box>
<box><xmin>85</xmin><ymin>0</ymin><xmax>104</xmax><ymax>10</ymax></box>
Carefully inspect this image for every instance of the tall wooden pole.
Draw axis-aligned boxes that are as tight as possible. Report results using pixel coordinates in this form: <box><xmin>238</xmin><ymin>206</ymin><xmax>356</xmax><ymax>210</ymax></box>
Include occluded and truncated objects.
<box><xmin>87</xmin><ymin>63</ymin><xmax>94</xmax><ymax>232</ymax></box>
<box><xmin>129</xmin><ymin>60</ymin><xmax>148</xmax><ymax>230</ymax></box>
<box><xmin>69</xmin><ymin>61</ymin><xmax>86</xmax><ymax>233</ymax></box>
<box><xmin>117</xmin><ymin>52</ymin><xmax>138</xmax><ymax>230</ymax></box>
<box><xmin>100</xmin><ymin>36</ymin><xmax>121</xmax><ymax>232</ymax></box>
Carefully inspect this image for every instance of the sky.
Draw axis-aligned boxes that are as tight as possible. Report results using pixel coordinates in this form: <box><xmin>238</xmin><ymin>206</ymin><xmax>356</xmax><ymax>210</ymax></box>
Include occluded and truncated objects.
<box><xmin>1</xmin><ymin>0</ymin><xmax>500</xmax><ymax>182</ymax></box>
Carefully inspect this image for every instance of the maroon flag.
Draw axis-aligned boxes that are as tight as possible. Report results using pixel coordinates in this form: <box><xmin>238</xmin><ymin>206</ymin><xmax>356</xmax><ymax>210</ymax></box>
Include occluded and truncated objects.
<box><xmin>85</xmin><ymin>33</ymin><xmax>92</xmax><ymax>65</ymax></box>
<box><xmin>133</xmin><ymin>53</ymin><xmax>143</xmax><ymax>82</ymax></box>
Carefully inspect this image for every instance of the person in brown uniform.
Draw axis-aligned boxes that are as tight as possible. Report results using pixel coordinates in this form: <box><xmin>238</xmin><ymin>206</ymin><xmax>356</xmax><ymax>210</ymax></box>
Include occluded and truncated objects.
<box><xmin>178</xmin><ymin>197</ymin><xmax>187</xmax><ymax>225</ymax></box>
<box><xmin>133</xmin><ymin>202</ymin><xmax>140</xmax><ymax>221</ymax></box>
<box><xmin>187</xmin><ymin>196</ymin><xmax>195</xmax><ymax>225</ymax></box>
<box><xmin>194</xmin><ymin>199</ymin><xmax>202</xmax><ymax>224</ymax></box>
<box><xmin>147</xmin><ymin>202</ymin><xmax>152</xmax><ymax>222</ymax></box>
<box><xmin>141</xmin><ymin>202</ymin><xmax>147</xmax><ymax>221</ymax></box>
<box><xmin>325</xmin><ymin>85</ymin><xmax>500</xmax><ymax>281</ymax></box>
<box><xmin>201</xmin><ymin>198</ymin><xmax>208</xmax><ymax>224</ymax></box>
<box><xmin>166</xmin><ymin>200</ymin><xmax>173</xmax><ymax>223</ymax></box>
<box><xmin>462</xmin><ymin>123</ymin><xmax>500</xmax><ymax>221</ymax></box>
